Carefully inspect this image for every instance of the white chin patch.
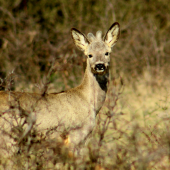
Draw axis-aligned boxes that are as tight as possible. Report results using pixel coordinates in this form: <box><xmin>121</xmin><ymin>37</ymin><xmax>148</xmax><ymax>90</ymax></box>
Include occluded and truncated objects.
<box><xmin>96</xmin><ymin>69</ymin><xmax>104</xmax><ymax>73</ymax></box>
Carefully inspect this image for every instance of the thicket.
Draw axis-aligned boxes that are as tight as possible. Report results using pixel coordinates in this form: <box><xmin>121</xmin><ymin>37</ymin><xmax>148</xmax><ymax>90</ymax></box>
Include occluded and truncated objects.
<box><xmin>0</xmin><ymin>0</ymin><xmax>170</xmax><ymax>169</ymax></box>
<box><xmin>0</xmin><ymin>0</ymin><xmax>170</xmax><ymax>90</ymax></box>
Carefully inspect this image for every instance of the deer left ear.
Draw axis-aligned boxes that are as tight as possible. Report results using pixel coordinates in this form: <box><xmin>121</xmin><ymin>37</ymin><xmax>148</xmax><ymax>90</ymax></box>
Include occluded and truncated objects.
<box><xmin>71</xmin><ymin>28</ymin><xmax>89</xmax><ymax>52</ymax></box>
<box><xmin>104</xmin><ymin>22</ymin><xmax>120</xmax><ymax>48</ymax></box>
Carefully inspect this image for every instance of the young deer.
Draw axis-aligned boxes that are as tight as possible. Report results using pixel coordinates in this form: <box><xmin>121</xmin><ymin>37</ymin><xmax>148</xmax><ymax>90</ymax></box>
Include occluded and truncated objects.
<box><xmin>0</xmin><ymin>22</ymin><xmax>120</xmax><ymax>154</ymax></box>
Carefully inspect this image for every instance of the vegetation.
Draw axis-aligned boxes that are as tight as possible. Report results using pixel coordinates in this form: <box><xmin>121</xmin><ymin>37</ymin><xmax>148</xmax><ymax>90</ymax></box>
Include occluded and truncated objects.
<box><xmin>0</xmin><ymin>0</ymin><xmax>170</xmax><ymax>169</ymax></box>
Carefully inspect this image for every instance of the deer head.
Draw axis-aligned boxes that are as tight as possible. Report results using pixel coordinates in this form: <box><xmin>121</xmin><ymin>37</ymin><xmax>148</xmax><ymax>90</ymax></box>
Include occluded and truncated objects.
<box><xmin>71</xmin><ymin>22</ymin><xmax>120</xmax><ymax>76</ymax></box>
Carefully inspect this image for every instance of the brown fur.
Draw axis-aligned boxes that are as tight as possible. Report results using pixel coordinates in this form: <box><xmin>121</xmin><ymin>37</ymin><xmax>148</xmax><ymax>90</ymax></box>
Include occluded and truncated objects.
<box><xmin>0</xmin><ymin>22</ymin><xmax>120</xmax><ymax>156</ymax></box>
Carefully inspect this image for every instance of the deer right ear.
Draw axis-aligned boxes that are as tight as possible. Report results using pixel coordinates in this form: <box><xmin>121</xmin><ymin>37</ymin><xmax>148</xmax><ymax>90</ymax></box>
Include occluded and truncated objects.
<box><xmin>71</xmin><ymin>28</ymin><xmax>89</xmax><ymax>51</ymax></box>
<box><xmin>104</xmin><ymin>22</ymin><xmax>120</xmax><ymax>48</ymax></box>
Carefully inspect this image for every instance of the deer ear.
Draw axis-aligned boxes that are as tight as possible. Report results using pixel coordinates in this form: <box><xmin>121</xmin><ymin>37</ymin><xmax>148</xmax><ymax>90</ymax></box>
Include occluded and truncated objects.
<box><xmin>71</xmin><ymin>28</ymin><xmax>89</xmax><ymax>51</ymax></box>
<box><xmin>104</xmin><ymin>22</ymin><xmax>120</xmax><ymax>48</ymax></box>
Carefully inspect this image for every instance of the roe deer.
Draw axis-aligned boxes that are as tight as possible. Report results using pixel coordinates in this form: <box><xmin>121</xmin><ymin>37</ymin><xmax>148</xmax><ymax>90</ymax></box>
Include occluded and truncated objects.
<box><xmin>0</xmin><ymin>22</ymin><xmax>120</xmax><ymax>155</ymax></box>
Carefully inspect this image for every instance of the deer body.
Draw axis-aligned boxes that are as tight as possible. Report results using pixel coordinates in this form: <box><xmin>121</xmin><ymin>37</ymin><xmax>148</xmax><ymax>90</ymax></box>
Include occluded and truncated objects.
<box><xmin>0</xmin><ymin>23</ymin><xmax>120</xmax><ymax>151</ymax></box>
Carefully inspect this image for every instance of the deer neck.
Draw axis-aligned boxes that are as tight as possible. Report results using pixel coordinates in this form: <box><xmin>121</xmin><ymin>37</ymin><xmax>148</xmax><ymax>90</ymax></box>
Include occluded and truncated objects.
<box><xmin>79</xmin><ymin>62</ymin><xmax>109</xmax><ymax>114</ymax></box>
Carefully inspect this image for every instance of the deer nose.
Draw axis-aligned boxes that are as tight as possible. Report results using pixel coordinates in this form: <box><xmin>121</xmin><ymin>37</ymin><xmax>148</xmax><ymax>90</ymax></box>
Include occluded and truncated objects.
<box><xmin>95</xmin><ymin>64</ymin><xmax>105</xmax><ymax>71</ymax></box>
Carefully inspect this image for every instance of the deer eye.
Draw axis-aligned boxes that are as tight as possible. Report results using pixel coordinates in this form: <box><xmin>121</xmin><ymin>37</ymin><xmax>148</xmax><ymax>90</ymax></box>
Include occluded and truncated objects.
<box><xmin>88</xmin><ymin>54</ymin><xmax>93</xmax><ymax>58</ymax></box>
<box><xmin>105</xmin><ymin>52</ymin><xmax>109</xmax><ymax>56</ymax></box>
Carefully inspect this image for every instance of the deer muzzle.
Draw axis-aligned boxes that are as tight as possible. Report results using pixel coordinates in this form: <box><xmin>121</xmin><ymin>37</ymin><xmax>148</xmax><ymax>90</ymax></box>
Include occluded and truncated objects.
<box><xmin>95</xmin><ymin>64</ymin><xmax>106</xmax><ymax>73</ymax></box>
